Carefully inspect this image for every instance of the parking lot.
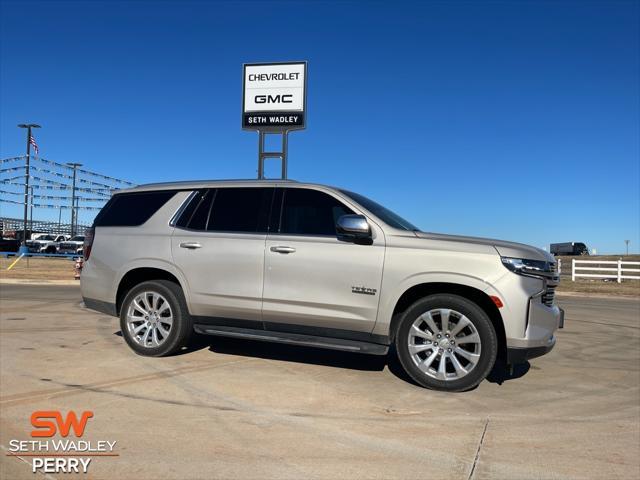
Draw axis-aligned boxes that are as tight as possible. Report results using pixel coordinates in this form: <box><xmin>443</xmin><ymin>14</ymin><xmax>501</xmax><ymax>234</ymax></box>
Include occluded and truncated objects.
<box><xmin>1</xmin><ymin>284</ymin><xmax>639</xmax><ymax>479</ymax></box>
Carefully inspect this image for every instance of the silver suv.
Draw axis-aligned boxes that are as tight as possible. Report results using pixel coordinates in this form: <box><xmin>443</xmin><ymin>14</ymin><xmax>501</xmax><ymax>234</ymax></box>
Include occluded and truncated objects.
<box><xmin>81</xmin><ymin>180</ymin><xmax>563</xmax><ymax>391</ymax></box>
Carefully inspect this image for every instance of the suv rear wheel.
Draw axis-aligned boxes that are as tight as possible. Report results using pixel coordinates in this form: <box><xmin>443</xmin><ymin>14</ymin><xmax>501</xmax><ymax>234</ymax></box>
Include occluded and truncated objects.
<box><xmin>395</xmin><ymin>294</ymin><xmax>497</xmax><ymax>392</ymax></box>
<box><xmin>119</xmin><ymin>280</ymin><xmax>192</xmax><ymax>357</ymax></box>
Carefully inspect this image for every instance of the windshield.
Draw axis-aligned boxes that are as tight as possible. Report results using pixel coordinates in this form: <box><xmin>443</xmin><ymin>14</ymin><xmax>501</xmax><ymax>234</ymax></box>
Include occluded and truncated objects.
<box><xmin>339</xmin><ymin>190</ymin><xmax>418</xmax><ymax>231</ymax></box>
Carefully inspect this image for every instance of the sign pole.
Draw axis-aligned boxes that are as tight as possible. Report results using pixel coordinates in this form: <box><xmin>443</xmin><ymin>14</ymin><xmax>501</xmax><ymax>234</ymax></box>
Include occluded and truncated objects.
<box><xmin>256</xmin><ymin>130</ymin><xmax>290</xmax><ymax>180</ymax></box>
<box><xmin>258</xmin><ymin>131</ymin><xmax>265</xmax><ymax>180</ymax></box>
<box><xmin>281</xmin><ymin>131</ymin><xmax>288</xmax><ymax>179</ymax></box>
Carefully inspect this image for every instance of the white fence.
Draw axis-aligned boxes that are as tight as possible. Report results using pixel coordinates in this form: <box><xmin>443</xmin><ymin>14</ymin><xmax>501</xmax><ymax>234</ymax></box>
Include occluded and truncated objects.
<box><xmin>557</xmin><ymin>259</ymin><xmax>640</xmax><ymax>283</ymax></box>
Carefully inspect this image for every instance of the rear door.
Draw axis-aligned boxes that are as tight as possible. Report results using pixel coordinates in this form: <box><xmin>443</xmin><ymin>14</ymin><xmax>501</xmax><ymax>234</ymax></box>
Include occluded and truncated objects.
<box><xmin>262</xmin><ymin>187</ymin><xmax>385</xmax><ymax>334</ymax></box>
<box><xmin>171</xmin><ymin>187</ymin><xmax>274</xmax><ymax>321</ymax></box>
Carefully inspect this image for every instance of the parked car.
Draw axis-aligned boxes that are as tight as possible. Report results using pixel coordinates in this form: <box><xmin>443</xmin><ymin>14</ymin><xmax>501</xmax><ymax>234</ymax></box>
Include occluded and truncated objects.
<box><xmin>0</xmin><ymin>237</ymin><xmax>20</xmax><ymax>252</ymax></box>
<box><xmin>81</xmin><ymin>181</ymin><xmax>563</xmax><ymax>392</ymax></box>
<box><xmin>550</xmin><ymin>242</ymin><xmax>589</xmax><ymax>256</ymax></box>
<box><xmin>58</xmin><ymin>236</ymin><xmax>85</xmax><ymax>255</ymax></box>
<box><xmin>25</xmin><ymin>234</ymin><xmax>58</xmax><ymax>253</ymax></box>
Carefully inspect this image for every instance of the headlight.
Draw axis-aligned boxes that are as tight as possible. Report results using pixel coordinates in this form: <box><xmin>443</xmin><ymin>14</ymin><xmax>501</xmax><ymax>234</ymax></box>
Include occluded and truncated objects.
<box><xmin>501</xmin><ymin>257</ymin><xmax>553</xmax><ymax>278</ymax></box>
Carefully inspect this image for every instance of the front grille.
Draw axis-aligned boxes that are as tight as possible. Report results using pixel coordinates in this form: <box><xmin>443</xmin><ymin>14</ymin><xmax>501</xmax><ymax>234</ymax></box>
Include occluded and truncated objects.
<box><xmin>542</xmin><ymin>285</ymin><xmax>556</xmax><ymax>307</ymax></box>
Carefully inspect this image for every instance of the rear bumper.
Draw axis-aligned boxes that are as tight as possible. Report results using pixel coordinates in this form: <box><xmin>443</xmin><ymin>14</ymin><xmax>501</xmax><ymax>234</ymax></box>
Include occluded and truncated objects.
<box><xmin>83</xmin><ymin>297</ymin><xmax>117</xmax><ymax>317</ymax></box>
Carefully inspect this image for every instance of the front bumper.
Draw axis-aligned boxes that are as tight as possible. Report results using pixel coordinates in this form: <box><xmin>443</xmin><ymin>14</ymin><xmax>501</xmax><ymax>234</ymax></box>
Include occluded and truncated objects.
<box><xmin>507</xmin><ymin>337</ymin><xmax>556</xmax><ymax>364</ymax></box>
<box><xmin>507</xmin><ymin>307</ymin><xmax>564</xmax><ymax>364</ymax></box>
<box><xmin>58</xmin><ymin>244</ymin><xmax>82</xmax><ymax>253</ymax></box>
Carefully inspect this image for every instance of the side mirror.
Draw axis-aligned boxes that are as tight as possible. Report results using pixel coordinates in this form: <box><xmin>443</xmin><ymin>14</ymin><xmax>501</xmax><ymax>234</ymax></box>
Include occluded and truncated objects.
<box><xmin>337</xmin><ymin>215</ymin><xmax>372</xmax><ymax>244</ymax></box>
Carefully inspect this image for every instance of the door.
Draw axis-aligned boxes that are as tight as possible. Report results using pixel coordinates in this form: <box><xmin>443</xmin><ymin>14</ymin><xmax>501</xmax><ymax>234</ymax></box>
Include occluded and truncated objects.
<box><xmin>171</xmin><ymin>187</ymin><xmax>273</xmax><ymax>321</ymax></box>
<box><xmin>262</xmin><ymin>187</ymin><xmax>385</xmax><ymax>334</ymax></box>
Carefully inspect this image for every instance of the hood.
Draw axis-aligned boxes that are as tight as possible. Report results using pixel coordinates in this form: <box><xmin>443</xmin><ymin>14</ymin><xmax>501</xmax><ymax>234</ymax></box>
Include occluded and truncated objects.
<box><xmin>413</xmin><ymin>231</ymin><xmax>554</xmax><ymax>262</ymax></box>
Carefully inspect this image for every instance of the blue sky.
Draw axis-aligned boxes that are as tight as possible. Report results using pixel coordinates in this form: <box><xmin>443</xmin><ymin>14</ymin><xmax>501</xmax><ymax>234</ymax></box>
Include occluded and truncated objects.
<box><xmin>1</xmin><ymin>0</ymin><xmax>638</xmax><ymax>253</ymax></box>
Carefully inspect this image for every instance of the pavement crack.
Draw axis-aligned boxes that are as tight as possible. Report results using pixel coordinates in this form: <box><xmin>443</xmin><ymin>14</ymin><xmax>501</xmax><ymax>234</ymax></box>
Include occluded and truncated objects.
<box><xmin>468</xmin><ymin>416</ymin><xmax>489</xmax><ymax>480</ymax></box>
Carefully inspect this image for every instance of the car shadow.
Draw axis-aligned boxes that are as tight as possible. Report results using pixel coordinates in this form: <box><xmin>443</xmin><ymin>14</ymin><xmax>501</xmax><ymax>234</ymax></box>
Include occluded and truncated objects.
<box><xmin>201</xmin><ymin>334</ymin><xmax>387</xmax><ymax>371</ymax></box>
<box><xmin>115</xmin><ymin>331</ymin><xmax>532</xmax><ymax>387</ymax></box>
<box><xmin>486</xmin><ymin>360</ymin><xmax>531</xmax><ymax>384</ymax></box>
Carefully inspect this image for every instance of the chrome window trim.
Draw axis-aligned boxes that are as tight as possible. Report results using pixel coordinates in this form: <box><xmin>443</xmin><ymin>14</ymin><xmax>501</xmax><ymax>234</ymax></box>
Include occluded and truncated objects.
<box><xmin>168</xmin><ymin>190</ymin><xmax>199</xmax><ymax>227</ymax></box>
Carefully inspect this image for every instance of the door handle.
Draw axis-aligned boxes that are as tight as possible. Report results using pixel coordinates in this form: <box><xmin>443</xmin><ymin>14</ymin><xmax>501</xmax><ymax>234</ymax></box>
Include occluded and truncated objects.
<box><xmin>179</xmin><ymin>242</ymin><xmax>202</xmax><ymax>249</ymax></box>
<box><xmin>270</xmin><ymin>246</ymin><xmax>296</xmax><ymax>254</ymax></box>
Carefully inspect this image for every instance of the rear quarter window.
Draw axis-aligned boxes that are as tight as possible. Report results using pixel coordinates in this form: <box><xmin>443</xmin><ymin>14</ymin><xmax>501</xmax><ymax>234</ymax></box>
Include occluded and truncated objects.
<box><xmin>94</xmin><ymin>191</ymin><xmax>176</xmax><ymax>227</ymax></box>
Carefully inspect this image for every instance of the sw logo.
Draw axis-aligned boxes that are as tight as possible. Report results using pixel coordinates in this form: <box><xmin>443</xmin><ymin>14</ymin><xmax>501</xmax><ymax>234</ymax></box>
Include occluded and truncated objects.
<box><xmin>31</xmin><ymin>410</ymin><xmax>94</xmax><ymax>437</ymax></box>
<box><xmin>6</xmin><ymin>411</ymin><xmax>111</xmax><ymax>474</ymax></box>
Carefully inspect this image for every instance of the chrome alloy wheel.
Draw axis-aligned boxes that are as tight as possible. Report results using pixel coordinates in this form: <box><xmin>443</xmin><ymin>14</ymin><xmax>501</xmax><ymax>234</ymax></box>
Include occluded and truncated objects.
<box><xmin>126</xmin><ymin>291</ymin><xmax>173</xmax><ymax>348</ymax></box>
<box><xmin>408</xmin><ymin>308</ymin><xmax>481</xmax><ymax>381</ymax></box>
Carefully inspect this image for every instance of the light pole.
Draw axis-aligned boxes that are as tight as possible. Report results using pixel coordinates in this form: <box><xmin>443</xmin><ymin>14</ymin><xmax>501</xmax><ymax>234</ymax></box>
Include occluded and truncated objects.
<box><xmin>17</xmin><ymin>123</ymin><xmax>40</xmax><ymax>250</ymax></box>
<box><xmin>66</xmin><ymin>163</ymin><xmax>82</xmax><ymax>237</ymax></box>
<box><xmin>625</xmin><ymin>240</ymin><xmax>630</xmax><ymax>256</ymax></box>
<box><xmin>29</xmin><ymin>186</ymin><xmax>34</xmax><ymax>233</ymax></box>
<box><xmin>74</xmin><ymin>196</ymin><xmax>79</xmax><ymax>235</ymax></box>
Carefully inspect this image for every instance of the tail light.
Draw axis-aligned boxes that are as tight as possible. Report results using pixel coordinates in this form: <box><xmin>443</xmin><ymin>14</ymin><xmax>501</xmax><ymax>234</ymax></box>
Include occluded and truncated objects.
<box><xmin>83</xmin><ymin>227</ymin><xmax>94</xmax><ymax>261</ymax></box>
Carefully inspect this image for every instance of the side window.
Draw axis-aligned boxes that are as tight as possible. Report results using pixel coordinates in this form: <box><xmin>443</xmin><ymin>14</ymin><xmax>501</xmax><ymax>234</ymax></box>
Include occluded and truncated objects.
<box><xmin>279</xmin><ymin>188</ymin><xmax>353</xmax><ymax>236</ymax></box>
<box><xmin>175</xmin><ymin>188</ymin><xmax>274</xmax><ymax>233</ymax></box>
<box><xmin>94</xmin><ymin>191</ymin><xmax>177</xmax><ymax>227</ymax></box>
<box><xmin>175</xmin><ymin>190</ymin><xmax>205</xmax><ymax>228</ymax></box>
<box><xmin>176</xmin><ymin>189</ymin><xmax>214</xmax><ymax>230</ymax></box>
<box><xmin>208</xmin><ymin>188</ymin><xmax>273</xmax><ymax>233</ymax></box>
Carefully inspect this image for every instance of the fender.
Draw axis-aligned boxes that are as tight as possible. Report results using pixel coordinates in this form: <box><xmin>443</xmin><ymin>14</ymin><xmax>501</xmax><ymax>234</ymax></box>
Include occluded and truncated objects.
<box><xmin>372</xmin><ymin>271</ymin><xmax>502</xmax><ymax>338</ymax></box>
<box><xmin>111</xmin><ymin>258</ymin><xmax>193</xmax><ymax>311</ymax></box>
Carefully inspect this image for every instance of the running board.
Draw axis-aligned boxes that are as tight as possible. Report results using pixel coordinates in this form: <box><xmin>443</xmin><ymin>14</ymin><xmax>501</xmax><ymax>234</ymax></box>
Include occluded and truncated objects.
<box><xmin>193</xmin><ymin>324</ymin><xmax>389</xmax><ymax>355</ymax></box>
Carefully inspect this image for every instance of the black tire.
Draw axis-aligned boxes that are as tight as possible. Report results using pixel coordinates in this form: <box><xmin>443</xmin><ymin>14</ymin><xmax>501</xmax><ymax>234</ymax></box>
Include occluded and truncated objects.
<box><xmin>395</xmin><ymin>294</ymin><xmax>498</xmax><ymax>392</ymax></box>
<box><xmin>119</xmin><ymin>280</ymin><xmax>192</xmax><ymax>357</ymax></box>
<box><xmin>45</xmin><ymin>246</ymin><xmax>57</xmax><ymax>254</ymax></box>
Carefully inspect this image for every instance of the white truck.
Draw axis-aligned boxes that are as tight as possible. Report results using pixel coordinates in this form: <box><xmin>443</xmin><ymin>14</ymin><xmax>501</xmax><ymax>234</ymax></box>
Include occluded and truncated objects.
<box><xmin>25</xmin><ymin>234</ymin><xmax>59</xmax><ymax>254</ymax></box>
<box><xmin>57</xmin><ymin>236</ymin><xmax>85</xmax><ymax>255</ymax></box>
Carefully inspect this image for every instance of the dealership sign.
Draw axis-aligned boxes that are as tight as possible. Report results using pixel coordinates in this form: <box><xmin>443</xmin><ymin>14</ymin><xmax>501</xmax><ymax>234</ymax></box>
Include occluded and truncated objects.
<box><xmin>242</xmin><ymin>62</ymin><xmax>307</xmax><ymax>131</ymax></box>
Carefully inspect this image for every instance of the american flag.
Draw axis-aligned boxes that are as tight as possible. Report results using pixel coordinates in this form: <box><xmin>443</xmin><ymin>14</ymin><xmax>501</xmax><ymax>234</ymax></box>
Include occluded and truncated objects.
<box><xmin>29</xmin><ymin>134</ymin><xmax>39</xmax><ymax>155</ymax></box>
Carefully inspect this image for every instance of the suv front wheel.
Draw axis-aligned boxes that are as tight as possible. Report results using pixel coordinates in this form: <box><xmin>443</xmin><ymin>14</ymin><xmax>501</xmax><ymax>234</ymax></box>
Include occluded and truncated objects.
<box><xmin>395</xmin><ymin>294</ymin><xmax>497</xmax><ymax>392</ymax></box>
<box><xmin>119</xmin><ymin>280</ymin><xmax>192</xmax><ymax>357</ymax></box>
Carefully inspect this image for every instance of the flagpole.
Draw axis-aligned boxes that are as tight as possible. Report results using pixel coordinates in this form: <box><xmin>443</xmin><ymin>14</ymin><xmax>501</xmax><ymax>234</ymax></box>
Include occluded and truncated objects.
<box><xmin>17</xmin><ymin>123</ymin><xmax>40</xmax><ymax>251</ymax></box>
